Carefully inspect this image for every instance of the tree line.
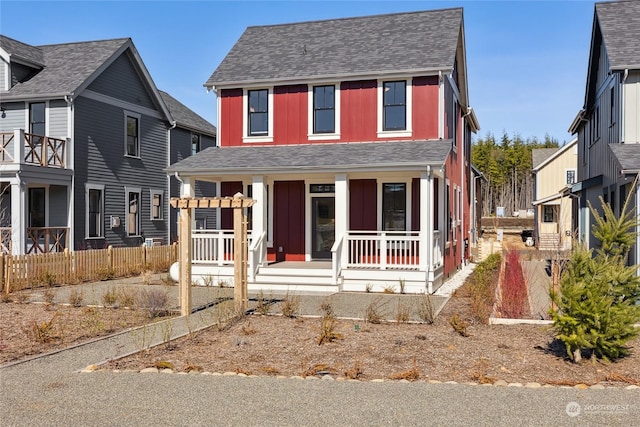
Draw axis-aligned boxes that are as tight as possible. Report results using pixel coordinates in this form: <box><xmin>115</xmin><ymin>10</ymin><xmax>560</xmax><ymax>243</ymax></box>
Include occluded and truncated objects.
<box><xmin>471</xmin><ymin>132</ymin><xmax>559</xmax><ymax>217</ymax></box>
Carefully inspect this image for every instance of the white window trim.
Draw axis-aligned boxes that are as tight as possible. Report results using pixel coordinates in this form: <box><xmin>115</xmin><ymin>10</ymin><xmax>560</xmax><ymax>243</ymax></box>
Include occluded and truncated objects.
<box><xmin>307</xmin><ymin>83</ymin><xmax>341</xmax><ymax>140</ymax></box>
<box><xmin>242</xmin><ymin>87</ymin><xmax>274</xmax><ymax>143</ymax></box>
<box><xmin>150</xmin><ymin>189</ymin><xmax>163</xmax><ymax>221</ymax></box>
<box><xmin>377</xmin><ymin>78</ymin><xmax>413</xmax><ymax>138</ymax></box>
<box><xmin>565</xmin><ymin>168</ymin><xmax>577</xmax><ymax>185</ymax></box>
<box><xmin>124</xmin><ymin>110</ymin><xmax>141</xmax><ymax>158</ymax></box>
<box><xmin>85</xmin><ymin>183</ymin><xmax>105</xmax><ymax>239</ymax></box>
<box><xmin>376</xmin><ymin>178</ymin><xmax>412</xmax><ymax>232</ymax></box>
<box><xmin>125</xmin><ymin>186</ymin><xmax>142</xmax><ymax>237</ymax></box>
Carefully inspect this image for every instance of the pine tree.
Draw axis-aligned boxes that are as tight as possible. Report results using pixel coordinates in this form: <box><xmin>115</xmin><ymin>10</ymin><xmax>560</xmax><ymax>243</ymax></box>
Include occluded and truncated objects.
<box><xmin>550</xmin><ymin>194</ymin><xmax>640</xmax><ymax>362</ymax></box>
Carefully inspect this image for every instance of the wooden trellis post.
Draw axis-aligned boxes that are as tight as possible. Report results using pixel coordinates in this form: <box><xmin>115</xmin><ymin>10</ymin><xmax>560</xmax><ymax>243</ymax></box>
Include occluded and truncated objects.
<box><xmin>170</xmin><ymin>193</ymin><xmax>256</xmax><ymax>316</ymax></box>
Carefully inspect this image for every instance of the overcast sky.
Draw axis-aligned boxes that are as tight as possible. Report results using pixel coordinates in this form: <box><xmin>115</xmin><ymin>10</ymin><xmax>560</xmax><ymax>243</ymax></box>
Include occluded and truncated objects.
<box><xmin>1</xmin><ymin>1</ymin><xmax>598</xmax><ymax>144</ymax></box>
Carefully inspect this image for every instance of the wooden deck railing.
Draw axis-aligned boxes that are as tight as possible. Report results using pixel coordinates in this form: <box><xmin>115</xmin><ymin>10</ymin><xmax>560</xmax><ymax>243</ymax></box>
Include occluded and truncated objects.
<box><xmin>1</xmin><ymin>244</ymin><xmax>178</xmax><ymax>293</ymax></box>
<box><xmin>0</xmin><ymin>131</ymin><xmax>66</xmax><ymax>168</ymax></box>
<box><xmin>26</xmin><ymin>227</ymin><xmax>69</xmax><ymax>254</ymax></box>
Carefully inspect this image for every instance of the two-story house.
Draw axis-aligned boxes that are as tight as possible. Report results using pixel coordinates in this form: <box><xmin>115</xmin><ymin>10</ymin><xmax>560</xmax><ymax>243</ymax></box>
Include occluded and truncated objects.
<box><xmin>168</xmin><ymin>8</ymin><xmax>480</xmax><ymax>293</ymax></box>
<box><xmin>0</xmin><ymin>35</ymin><xmax>215</xmax><ymax>254</ymax></box>
<box><xmin>531</xmin><ymin>138</ymin><xmax>577</xmax><ymax>251</ymax></box>
<box><xmin>569</xmin><ymin>1</ymin><xmax>640</xmax><ymax>262</ymax></box>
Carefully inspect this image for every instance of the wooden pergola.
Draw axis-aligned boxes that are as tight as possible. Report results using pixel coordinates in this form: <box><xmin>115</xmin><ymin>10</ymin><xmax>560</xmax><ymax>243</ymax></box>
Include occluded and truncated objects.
<box><xmin>170</xmin><ymin>193</ymin><xmax>256</xmax><ymax>316</ymax></box>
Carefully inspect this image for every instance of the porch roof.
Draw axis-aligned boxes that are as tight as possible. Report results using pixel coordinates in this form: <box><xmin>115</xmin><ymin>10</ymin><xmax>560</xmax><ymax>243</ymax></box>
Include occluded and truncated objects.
<box><xmin>167</xmin><ymin>139</ymin><xmax>452</xmax><ymax>176</ymax></box>
<box><xmin>610</xmin><ymin>143</ymin><xmax>640</xmax><ymax>174</ymax></box>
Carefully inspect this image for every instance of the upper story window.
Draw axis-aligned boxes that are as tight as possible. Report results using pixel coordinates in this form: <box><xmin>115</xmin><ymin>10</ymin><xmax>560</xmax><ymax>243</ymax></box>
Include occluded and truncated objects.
<box><xmin>308</xmin><ymin>84</ymin><xmax>340</xmax><ymax>140</ymax></box>
<box><xmin>150</xmin><ymin>189</ymin><xmax>163</xmax><ymax>220</ymax></box>
<box><xmin>566</xmin><ymin>169</ymin><xmax>576</xmax><ymax>185</ymax></box>
<box><xmin>248</xmin><ymin>89</ymin><xmax>268</xmax><ymax>136</ymax></box>
<box><xmin>125</xmin><ymin>111</ymin><xmax>140</xmax><ymax>157</ymax></box>
<box><xmin>377</xmin><ymin>79</ymin><xmax>412</xmax><ymax>138</ymax></box>
<box><xmin>191</xmin><ymin>133</ymin><xmax>200</xmax><ymax>155</ymax></box>
<box><xmin>383</xmin><ymin>81</ymin><xmax>406</xmax><ymax>131</ymax></box>
<box><xmin>29</xmin><ymin>102</ymin><xmax>45</xmax><ymax>136</ymax></box>
<box><xmin>313</xmin><ymin>85</ymin><xmax>335</xmax><ymax>133</ymax></box>
<box><xmin>243</xmin><ymin>88</ymin><xmax>273</xmax><ymax>143</ymax></box>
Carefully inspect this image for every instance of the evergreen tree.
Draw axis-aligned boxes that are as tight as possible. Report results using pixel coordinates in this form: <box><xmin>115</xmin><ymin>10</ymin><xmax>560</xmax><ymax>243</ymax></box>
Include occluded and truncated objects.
<box><xmin>550</xmin><ymin>195</ymin><xmax>640</xmax><ymax>362</ymax></box>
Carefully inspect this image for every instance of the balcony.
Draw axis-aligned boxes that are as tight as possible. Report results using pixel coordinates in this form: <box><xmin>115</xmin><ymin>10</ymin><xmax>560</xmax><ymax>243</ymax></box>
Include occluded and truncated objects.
<box><xmin>1</xmin><ymin>130</ymin><xmax>67</xmax><ymax>169</ymax></box>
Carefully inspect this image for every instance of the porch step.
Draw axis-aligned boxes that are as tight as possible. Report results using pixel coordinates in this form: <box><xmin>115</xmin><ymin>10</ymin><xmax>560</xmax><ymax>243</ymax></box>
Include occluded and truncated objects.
<box><xmin>538</xmin><ymin>234</ymin><xmax>560</xmax><ymax>251</ymax></box>
<box><xmin>341</xmin><ymin>269</ymin><xmax>427</xmax><ymax>293</ymax></box>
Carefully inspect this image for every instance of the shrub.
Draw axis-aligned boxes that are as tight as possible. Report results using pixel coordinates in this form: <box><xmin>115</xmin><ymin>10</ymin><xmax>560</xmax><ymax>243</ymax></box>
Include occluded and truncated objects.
<box><xmin>136</xmin><ymin>288</ymin><xmax>170</xmax><ymax>318</ymax></box>
<box><xmin>449</xmin><ymin>312</ymin><xmax>469</xmax><ymax>337</ymax></box>
<box><xmin>102</xmin><ymin>287</ymin><xmax>118</xmax><ymax>307</ymax></box>
<box><xmin>255</xmin><ymin>290</ymin><xmax>272</xmax><ymax>315</ymax></box>
<box><xmin>395</xmin><ymin>301</ymin><xmax>410</xmax><ymax>324</ymax></box>
<box><xmin>364</xmin><ymin>297</ymin><xmax>385</xmax><ymax>324</ymax></box>
<box><xmin>29</xmin><ymin>313</ymin><xmax>58</xmax><ymax>343</ymax></box>
<box><xmin>280</xmin><ymin>292</ymin><xmax>300</xmax><ymax>318</ymax></box>
<box><xmin>68</xmin><ymin>289</ymin><xmax>84</xmax><ymax>307</ymax></box>
<box><xmin>550</xmin><ymin>196</ymin><xmax>640</xmax><ymax>362</ymax></box>
<box><xmin>317</xmin><ymin>302</ymin><xmax>343</xmax><ymax>345</ymax></box>
<box><xmin>416</xmin><ymin>294</ymin><xmax>435</xmax><ymax>324</ymax></box>
<box><xmin>43</xmin><ymin>289</ymin><xmax>56</xmax><ymax>305</ymax></box>
<box><xmin>498</xmin><ymin>249</ymin><xmax>529</xmax><ymax>318</ymax></box>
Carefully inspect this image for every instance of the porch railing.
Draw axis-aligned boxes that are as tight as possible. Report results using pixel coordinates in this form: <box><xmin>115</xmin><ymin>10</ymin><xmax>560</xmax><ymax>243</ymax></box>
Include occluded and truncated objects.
<box><xmin>346</xmin><ymin>230</ymin><xmax>420</xmax><ymax>270</ymax></box>
<box><xmin>0</xmin><ymin>131</ymin><xmax>67</xmax><ymax>168</ymax></box>
<box><xmin>331</xmin><ymin>235</ymin><xmax>344</xmax><ymax>284</ymax></box>
<box><xmin>191</xmin><ymin>229</ymin><xmax>253</xmax><ymax>265</ymax></box>
<box><xmin>249</xmin><ymin>231</ymin><xmax>266</xmax><ymax>281</ymax></box>
<box><xmin>26</xmin><ymin>227</ymin><xmax>68</xmax><ymax>254</ymax></box>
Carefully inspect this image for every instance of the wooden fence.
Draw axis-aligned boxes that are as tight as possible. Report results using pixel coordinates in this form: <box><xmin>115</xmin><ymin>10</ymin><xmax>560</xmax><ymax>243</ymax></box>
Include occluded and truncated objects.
<box><xmin>1</xmin><ymin>244</ymin><xmax>178</xmax><ymax>293</ymax></box>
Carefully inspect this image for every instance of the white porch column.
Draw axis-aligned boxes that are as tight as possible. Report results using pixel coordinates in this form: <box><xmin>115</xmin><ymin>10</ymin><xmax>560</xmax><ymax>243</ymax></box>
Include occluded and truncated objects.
<box><xmin>11</xmin><ymin>178</ymin><xmax>26</xmax><ymax>255</ymax></box>
<box><xmin>420</xmin><ymin>169</ymin><xmax>434</xmax><ymax>293</ymax></box>
<box><xmin>252</xmin><ymin>175</ymin><xmax>267</xmax><ymax>266</ymax></box>
<box><xmin>335</xmin><ymin>174</ymin><xmax>348</xmax><ymax>266</ymax></box>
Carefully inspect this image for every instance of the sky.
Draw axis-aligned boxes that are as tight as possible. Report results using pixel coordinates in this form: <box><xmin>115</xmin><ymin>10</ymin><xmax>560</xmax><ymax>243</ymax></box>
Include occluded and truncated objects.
<box><xmin>0</xmin><ymin>1</ymin><xmax>598</xmax><ymax>145</ymax></box>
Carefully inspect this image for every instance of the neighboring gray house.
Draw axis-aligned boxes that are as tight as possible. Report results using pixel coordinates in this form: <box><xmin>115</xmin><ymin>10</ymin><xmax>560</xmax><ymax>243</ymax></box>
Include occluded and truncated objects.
<box><xmin>0</xmin><ymin>35</ymin><xmax>214</xmax><ymax>254</ymax></box>
<box><xmin>159</xmin><ymin>90</ymin><xmax>217</xmax><ymax>241</ymax></box>
<box><xmin>569</xmin><ymin>1</ymin><xmax>640</xmax><ymax>261</ymax></box>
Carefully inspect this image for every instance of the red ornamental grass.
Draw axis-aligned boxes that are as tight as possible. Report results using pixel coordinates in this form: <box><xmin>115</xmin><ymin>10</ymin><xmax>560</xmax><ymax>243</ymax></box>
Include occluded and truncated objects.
<box><xmin>500</xmin><ymin>249</ymin><xmax>529</xmax><ymax>319</ymax></box>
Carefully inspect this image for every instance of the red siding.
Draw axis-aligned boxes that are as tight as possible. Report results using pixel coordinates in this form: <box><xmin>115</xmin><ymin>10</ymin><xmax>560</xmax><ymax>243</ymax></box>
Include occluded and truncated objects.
<box><xmin>220</xmin><ymin>89</ymin><xmax>243</xmax><ymax>147</ymax></box>
<box><xmin>349</xmin><ymin>179</ymin><xmax>377</xmax><ymax>230</ymax></box>
<box><xmin>220</xmin><ymin>181</ymin><xmax>243</xmax><ymax>229</ymax></box>
<box><xmin>341</xmin><ymin>80</ymin><xmax>377</xmax><ymax>142</ymax></box>
<box><xmin>273</xmin><ymin>85</ymin><xmax>307</xmax><ymax>144</ymax></box>
<box><xmin>273</xmin><ymin>181</ymin><xmax>305</xmax><ymax>261</ymax></box>
<box><xmin>412</xmin><ymin>76</ymin><xmax>439</xmax><ymax>139</ymax></box>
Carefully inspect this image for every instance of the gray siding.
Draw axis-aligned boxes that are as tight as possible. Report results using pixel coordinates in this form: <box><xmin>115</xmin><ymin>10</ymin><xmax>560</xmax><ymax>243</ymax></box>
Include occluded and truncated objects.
<box><xmin>0</xmin><ymin>102</ymin><xmax>26</xmax><ymax>133</ymax></box>
<box><xmin>74</xmin><ymin>95</ymin><xmax>168</xmax><ymax>248</ymax></box>
<box><xmin>48</xmin><ymin>185</ymin><xmax>68</xmax><ymax>227</ymax></box>
<box><xmin>48</xmin><ymin>99</ymin><xmax>68</xmax><ymax>139</ymax></box>
<box><xmin>0</xmin><ymin>59</ymin><xmax>6</xmax><ymax>91</ymax></box>
<box><xmin>168</xmin><ymin>128</ymin><xmax>217</xmax><ymax>240</ymax></box>
<box><xmin>86</xmin><ymin>52</ymin><xmax>155</xmax><ymax>110</ymax></box>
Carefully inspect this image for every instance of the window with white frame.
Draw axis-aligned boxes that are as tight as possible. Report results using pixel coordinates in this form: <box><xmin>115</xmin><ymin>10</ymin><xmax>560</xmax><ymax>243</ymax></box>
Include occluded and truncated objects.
<box><xmin>150</xmin><ymin>189</ymin><xmax>163</xmax><ymax>220</ymax></box>
<box><xmin>382</xmin><ymin>183</ymin><xmax>406</xmax><ymax>231</ymax></box>
<box><xmin>124</xmin><ymin>112</ymin><xmax>140</xmax><ymax>157</ymax></box>
<box><xmin>243</xmin><ymin>88</ymin><xmax>273</xmax><ymax>143</ymax></box>
<box><xmin>125</xmin><ymin>187</ymin><xmax>141</xmax><ymax>236</ymax></box>
<box><xmin>313</xmin><ymin>85</ymin><xmax>335</xmax><ymax>133</ymax></box>
<box><xmin>566</xmin><ymin>169</ymin><xmax>576</xmax><ymax>185</ymax></box>
<box><xmin>378</xmin><ymin>79</ymin><xmax>412</xmax><ymax>137</ymax></box>
<box><xmin>248</xmin><ymin>89</ymin><xmax>268</xmax><ymax>136</ymax></box>
<box><xmin>86</xmin><ymin>184</ymin><xmax>104</xmax><ymax>238</ymax></box>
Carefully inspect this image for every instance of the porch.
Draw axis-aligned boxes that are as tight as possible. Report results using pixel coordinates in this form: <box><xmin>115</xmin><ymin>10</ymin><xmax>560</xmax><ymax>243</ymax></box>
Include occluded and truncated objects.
<box><xmin>183</xmin><ymin>229</ymin><xmax>444</xmax><ymax>293</ymax></box>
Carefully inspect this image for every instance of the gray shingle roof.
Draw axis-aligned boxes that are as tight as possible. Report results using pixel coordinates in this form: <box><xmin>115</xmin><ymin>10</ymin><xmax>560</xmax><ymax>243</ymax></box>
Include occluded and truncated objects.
<box><xmin>596</xmin><ymin>1</ymin><xmax>640</xmax><ymax>70</ymax></box>
<box><xmin>0</xmin><ymin>35</ymin><xmax>45</xmax><ymax>66</ymax></box>
<box><xmin>159</xmin><ymin>91</ymin><xmax>217</xmax><ymax>137</ymax></box>
<box><xmin>610</xmin><ymin>143</ymin><xmax>640</xmax><ymax>172</ymax></box>
<box><xmin>206</xmin><ymin>8</ymin><xmax>462</xmax><ymax>87</ymax></box>
<box><xmin>1</xmin><ymin>37</ymin><xmax>129</xmax><ymax>99</ymax></box>
<box><xmin>167</xmin><ymin>140</ymin><xmax>452</xmax><ymax>174</ymax></box>
<box><xmin>532</xmin><ymin>148</ymin><xmax>559</xmax><ymax>169</ymax></box>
